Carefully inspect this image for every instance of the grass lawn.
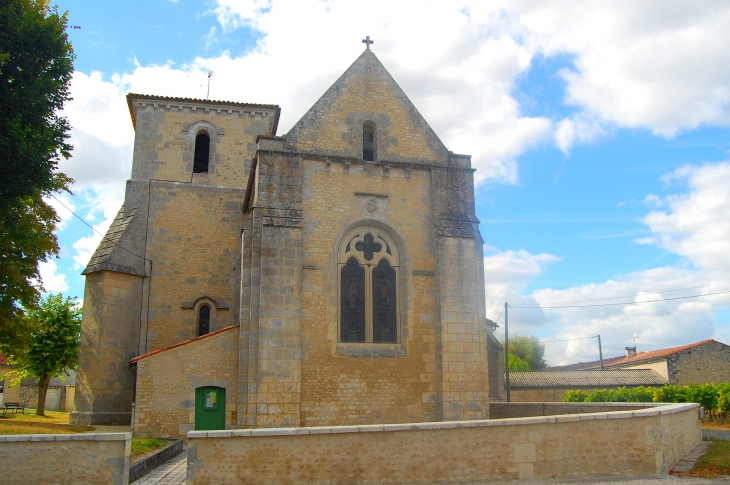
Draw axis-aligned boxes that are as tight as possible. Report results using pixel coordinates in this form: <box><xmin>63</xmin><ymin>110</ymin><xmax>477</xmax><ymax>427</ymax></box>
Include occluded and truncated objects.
<box><xmin>0</xmin><ymin>410</ymin><xmax>169</xmax><ymax>460</ymax></box>
<box><xmin>674</xmin><ymin>439</ymin><xmax>730</xmax><ymax>478</ymax></box>
<box><xmin>131</xmin><ymin>437</ymin><xmax>170</xmax><ymax>460</ymax></box>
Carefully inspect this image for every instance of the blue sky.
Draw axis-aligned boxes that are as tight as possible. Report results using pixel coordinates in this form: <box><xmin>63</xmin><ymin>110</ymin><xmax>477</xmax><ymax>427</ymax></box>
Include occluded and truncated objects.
<box><xmin>46</xmin><ymin>0</ymin><xmax>730</xmax><ymax>365</ymax></box>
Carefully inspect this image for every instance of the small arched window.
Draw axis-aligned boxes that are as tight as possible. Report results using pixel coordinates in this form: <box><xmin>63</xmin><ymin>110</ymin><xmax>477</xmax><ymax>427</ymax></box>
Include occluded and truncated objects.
<box><xmin>362</xmin><ymin>121</ymin><xmax>376</xmax><ymax>161</ymax></box>
<box><xmin>339</xmin><ymin>227</ymin><xmax>399</xmax><ymax>343</ymax></box>
<box><xmin>198</xmin><ymin>304</ymin><xmax>211</xmax><ymax>336</ymax></box>
<box><xmin>193</xmin><ymin>133</ymin><xmax>210</xmax><ymax>173</ymax></box>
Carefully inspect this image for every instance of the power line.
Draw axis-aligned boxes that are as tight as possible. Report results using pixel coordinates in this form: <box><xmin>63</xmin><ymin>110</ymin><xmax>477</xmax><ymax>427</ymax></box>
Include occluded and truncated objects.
<box><xmin>49</xmin><ymin>194</ymin><xmax>149</xmax><ymax>262</ymax></box>
<box><xmin>539</xmin><ymin>336</ymin><xmax>597</xmax><ymax>343</ymax></box>
<box><xmin>511</xmin><ymin>288</ymin><xmax>730</xmax><ymax>309</ymax></box>
<box><xmin>494</xmin><ymin>308</ymin><xmax>504</xmax><ymax>323</ymax></box>
<box><xmin>525</xmin><ymin>281</ymin><xmax>730</xmax><ymax>305</ymax></box>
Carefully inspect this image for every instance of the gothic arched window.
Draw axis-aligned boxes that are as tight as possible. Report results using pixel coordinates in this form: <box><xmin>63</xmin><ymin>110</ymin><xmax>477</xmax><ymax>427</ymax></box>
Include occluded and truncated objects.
<box><xmin>193</xmin><ymin>132</ymin><xmax>210</xmax><ymax>173</ymax></box>
<box><xmin>339</xmin><ymin>227</ymin><xmax>399</xmax><ymax>343</ymax></box>
<box><xmin>362</xmin><ymin>121</ymin><xmax>376</xmax><ymax>161</ymax></box>
<box><xmin>198</xmin><ymin>304</ymin><xmax>211</xmax><ymax>336</ymax></box>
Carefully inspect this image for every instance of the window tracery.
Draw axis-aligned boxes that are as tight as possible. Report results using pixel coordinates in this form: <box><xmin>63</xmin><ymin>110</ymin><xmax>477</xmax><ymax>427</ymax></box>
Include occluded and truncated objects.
<box><xmin>338</xmin><ymin>226</ymin><xmax>399</xmax><ymax>343</ymax></box>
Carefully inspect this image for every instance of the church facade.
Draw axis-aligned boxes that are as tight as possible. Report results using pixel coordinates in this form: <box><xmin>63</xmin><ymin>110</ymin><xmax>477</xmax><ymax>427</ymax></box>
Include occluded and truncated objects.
<box><xmin>70</xmin><ymin>46</ymin><xmax>504</xmax><ymax>437</ymax></box>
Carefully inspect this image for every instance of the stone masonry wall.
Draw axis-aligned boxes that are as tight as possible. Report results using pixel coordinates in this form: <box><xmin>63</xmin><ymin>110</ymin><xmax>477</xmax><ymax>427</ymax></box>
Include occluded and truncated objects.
<box><xmin>141</xmin><ymin>182</ymin><xmax>244</xmax><ymax>352</ymax></box>
<box><xmin>0</xmin><ymin>432</ymin><xmax>131</xmax><ymax>485</ymax></box>
<box><xmin>286</xmin><ymin>50</ymin><xmax>449</xmax><ymax>165</ymax></box>
<box><xmin>298</xmin><ymin>159</ymin><xmax>439</xmax><ymax>426</ymax></box>
<box><xmin>129</xmin><ymin>98</ymin><xmax>277</xmax><ymax>187</ymax></box>
<box><xmin>186</xmin><ymin>403</ymin><xmax>701</xmax><ymax>484</ymax></box>
<box><xmin>669</xmin><ymin>340</ymin><xmax>730</xmax><ymax>385</ymax></box>
<box><xmin>72</xmin><ymin>271</ymin><xmax>143</xmax><ymax>425</ymax></box>
<box><xmin>134</xmin><ymin>326</ymin><xmax>239</xmax><ymax>440</ymax></box>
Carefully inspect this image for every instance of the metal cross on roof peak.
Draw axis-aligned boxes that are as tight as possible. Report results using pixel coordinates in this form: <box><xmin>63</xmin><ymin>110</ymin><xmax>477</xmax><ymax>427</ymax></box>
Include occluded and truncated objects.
<box><xmin>362</xmin><ymin>36</ymin><xmax>374</xmax><ymax>50</ymax></box>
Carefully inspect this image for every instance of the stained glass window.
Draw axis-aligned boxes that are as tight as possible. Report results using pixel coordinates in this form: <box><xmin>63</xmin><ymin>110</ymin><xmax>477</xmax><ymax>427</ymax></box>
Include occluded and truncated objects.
<box><xmin>339</xmin><ymin>228</ymin><xmax>400</xmax><ymax>345</ymax></box>
<box><xmin>341</xmin><ymin>257</ymin><xmax>366</xmax><ymax>342</ymax></box>
<box><xmin>372</xmin><ymin>259</ymin><xmax>397</xmax><ymax>343</ymax></box>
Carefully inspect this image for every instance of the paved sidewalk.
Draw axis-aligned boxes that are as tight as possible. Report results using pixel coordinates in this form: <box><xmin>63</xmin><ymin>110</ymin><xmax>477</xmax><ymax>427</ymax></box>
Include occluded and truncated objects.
<box><xmin>132</xmin><ymin>451</ymin><xmax>186</xmax><ymax>484</ymax></box>
<box><xmin>703</xmin><ymin>429</ymin><xmax>730</xmax><ymax>441</ymax></box>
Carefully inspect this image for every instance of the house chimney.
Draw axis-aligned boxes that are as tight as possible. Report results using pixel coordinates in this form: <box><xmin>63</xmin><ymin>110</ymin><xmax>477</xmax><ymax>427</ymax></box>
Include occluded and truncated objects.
<box><xmin>625</xmin><ymin>346</ymin><xmax>636</xmax><ymax>358</ymax></box>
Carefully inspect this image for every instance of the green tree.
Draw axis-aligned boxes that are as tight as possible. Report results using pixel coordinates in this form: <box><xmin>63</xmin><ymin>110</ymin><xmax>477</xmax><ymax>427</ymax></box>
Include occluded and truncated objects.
<box><xmin>509</xmin><ymin>335</ymin><xmax>548</xmax><ymax>370</ymax></box>
<box><xmin>507</xmin><ymin>353</ymin><xmax>531</xmax><ymax>371</ymax></box>
<box><xmin>0</xmin><ymin>0</ymin><xmax>75</xmax><ymax>342</ymax></box>
<box><xmin>1</xmin><ymin>294</ymin><xmax>81</xmax><ymax>416</ymax></box>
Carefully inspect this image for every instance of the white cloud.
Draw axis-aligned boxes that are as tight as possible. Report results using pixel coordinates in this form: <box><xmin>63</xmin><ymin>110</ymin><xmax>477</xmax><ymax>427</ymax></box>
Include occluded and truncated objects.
<box><xmin>38</xmin><ymin>260</ymin><xmax>69</xmax><ymax>293</ymax></box>
<box><xmin>554</xmin><ymin>114</ymin><xmax>607</xmax><ymax>154</ymax></box>
<box><xmin>510</xmin><ymin>0</ymin><xmax>730</xmax><ymax>136</ymax></box>
<box><xmin>483</xmin><ymin>248</ymin><xmax>560</xmax><ymax>327</ymax></box>
<box><xmin>643</xmin><ymin>162</ymin><xmax>730</xmax><ymax>272</ymax></box>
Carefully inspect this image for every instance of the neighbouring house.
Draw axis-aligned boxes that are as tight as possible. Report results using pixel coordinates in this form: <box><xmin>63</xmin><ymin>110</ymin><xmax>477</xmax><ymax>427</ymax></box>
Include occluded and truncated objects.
<box><xmin>549</xmin><ymin>339</ymin><xmax>730</xmax><ymax>386</ymax></box>
<box><xmin>0</xmin><ymin>353</ymin><xmax>19</xmax><ymax>405</ymax></box>
<box><xmin>72</xmin><ymin>44</ymin><xmax>504</xmax><ymax>437</ymax></box>
<box><xmin>507</xmin><ymin>369</ymin><xmax>666</xmax><ymax>402</ymax></box>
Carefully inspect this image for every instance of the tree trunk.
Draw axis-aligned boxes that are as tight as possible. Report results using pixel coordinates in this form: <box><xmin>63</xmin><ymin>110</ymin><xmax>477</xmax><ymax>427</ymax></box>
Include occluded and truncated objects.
<box><xmin>36</xmin><ymin>374</ymin><xmax>51</xmax><ymax>417</ymax></box>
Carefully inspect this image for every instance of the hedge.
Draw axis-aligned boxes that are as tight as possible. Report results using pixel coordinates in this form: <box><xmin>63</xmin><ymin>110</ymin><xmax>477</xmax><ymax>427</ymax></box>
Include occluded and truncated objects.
<box><xmin>563</xmin><ymin>382</ymin><xmax>730</xmax><ymax>415</ymax></box>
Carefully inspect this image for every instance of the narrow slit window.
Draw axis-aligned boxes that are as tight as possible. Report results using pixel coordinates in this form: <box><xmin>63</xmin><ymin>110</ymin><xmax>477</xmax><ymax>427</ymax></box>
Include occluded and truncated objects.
<box><xmin>362</xmin><ymin>121</ymin><xmax>376</xmax><ymax>161</ymax></box>
<box><xmin>198</xmin><ymin>304</ymin><xmax>211</xmax><ymax>336</ymax></box>
<box><xmin>193</xmin><ymin>133</ymin><xmax>210</xmax><ymax>173</ymax></box>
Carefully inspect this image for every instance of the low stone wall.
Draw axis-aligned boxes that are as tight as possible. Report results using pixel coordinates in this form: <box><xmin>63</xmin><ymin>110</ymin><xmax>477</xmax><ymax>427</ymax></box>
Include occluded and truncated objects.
<box><xmin>0</xmin><ymin>432</ymin><xmax>131</xmax><ymax>485</ymax></box>
<box><xmin>490</xmin><ymin>401</ymin><xmax>664</xmax><ymax>419</ymax></box>
<box><xmin>187</xmin><ymin>403</ymin><xmax>700</xmax><ymax>484</ymax></box>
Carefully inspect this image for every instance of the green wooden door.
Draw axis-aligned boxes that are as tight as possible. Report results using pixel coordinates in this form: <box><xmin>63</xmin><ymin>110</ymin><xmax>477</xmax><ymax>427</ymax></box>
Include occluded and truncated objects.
<box><xmin>195</xmin><ymin>386</ymin><xmax>226</xmax><ymax>431</ymax></box>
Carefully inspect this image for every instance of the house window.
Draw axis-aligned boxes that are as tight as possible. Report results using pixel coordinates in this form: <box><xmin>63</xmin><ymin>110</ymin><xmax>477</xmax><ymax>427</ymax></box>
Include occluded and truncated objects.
<box><xmin>339</xmin><ymin>227</ymin><xmax>399</xmax><ymax>343</ymax></box>
<box><xmin>198</xmin><ymin>304</ymin><xmax>211</xmax><ymax>336</ymax></box>
<box><xmin>362</xmin><ymin>121</ymin><xmax>376</xmax><ymax>161</ymax></box>
<box><xmin>193</xmin><ymin>133</ymin><xmax>210</xmax><ymax>173</ymax></box>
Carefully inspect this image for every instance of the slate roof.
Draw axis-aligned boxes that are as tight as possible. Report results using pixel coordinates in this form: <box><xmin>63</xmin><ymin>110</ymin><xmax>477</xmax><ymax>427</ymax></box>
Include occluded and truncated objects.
<box><xmin>508</xmin><ymin>369</ymin><xmax>666</xmax><ymax>388</ymax></box>
<box><xmin>130</xmin><ymin>325</ymin><xmax>239</xmax><ymax>363</ymax></box>
<box><xmin>82</xmin><ymin>205</ymin><xmax>144</xmax><ymax>276</ymax></box>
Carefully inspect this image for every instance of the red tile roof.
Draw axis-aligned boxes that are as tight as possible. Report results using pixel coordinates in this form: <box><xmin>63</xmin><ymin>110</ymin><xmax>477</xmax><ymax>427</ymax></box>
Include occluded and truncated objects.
<box><xmin>0</xmin><ymin>353</ymin><xmax>9</xmax><ymax>365</ymax></box>
<box><xmin>130</xmin><ymin>325</ymin><xmax>238</xmax><ymax>363</ymax></box>
<box><xmin>549</xmin><ymin>339</ymin><xmax>721</xmax><ymax>371</ymax></box>
<box><xmin>615</xmin><ymin>339</ymin><xmax>716</xmax><ymax>366</ymax></box>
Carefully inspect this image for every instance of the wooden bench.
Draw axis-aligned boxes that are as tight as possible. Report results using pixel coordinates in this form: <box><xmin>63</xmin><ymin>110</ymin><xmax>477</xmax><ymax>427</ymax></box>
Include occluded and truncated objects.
<box><xmin>1</xmin><ymin>402</ymin><xmax>26</xmax><ymax>415</ymax></box>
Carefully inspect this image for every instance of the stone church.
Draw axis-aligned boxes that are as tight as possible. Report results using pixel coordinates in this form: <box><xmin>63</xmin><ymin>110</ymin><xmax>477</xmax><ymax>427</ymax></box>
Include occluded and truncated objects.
<box><xmin>70</xmin><ymin>43</ymin><xmax>505</xmax><ymax>438</ymax></box>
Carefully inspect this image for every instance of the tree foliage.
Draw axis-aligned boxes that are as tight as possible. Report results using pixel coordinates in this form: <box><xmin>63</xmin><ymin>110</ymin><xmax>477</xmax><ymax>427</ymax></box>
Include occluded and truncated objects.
<box><xmin>506</xmin><ymin>335</ymin><xmax>548</xmax><ymax>370</ymax></box>
<box><xmin>508</xmin><ymin>353</ymin><xmax>531</xmax><ymax>371</ymax></box>
<box><xmin>0</xmin><ymin>0</ymin><xmax>74</xmax><ymax>342</ymax></box>
<box><xmin>1</xmin><ymin>293</ymin><xmax>81</xmax><ymax>416</ymax></box>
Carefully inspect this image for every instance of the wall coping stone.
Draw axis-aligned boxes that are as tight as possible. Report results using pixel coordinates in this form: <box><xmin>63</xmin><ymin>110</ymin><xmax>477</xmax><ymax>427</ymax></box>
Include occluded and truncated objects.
<box><xmin>187</xmin><ymin>403</ymin><xmax>697</xmax><ymax>439</ymax></box>
<box><xmin>0</xmin><ymin>432</ymin><xmax>131</xmax><ymax>442</ymax></box>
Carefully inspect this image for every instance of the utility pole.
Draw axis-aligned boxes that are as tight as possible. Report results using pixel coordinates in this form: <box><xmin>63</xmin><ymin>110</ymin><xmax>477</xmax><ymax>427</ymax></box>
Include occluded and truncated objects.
<box><xmin>596</xmin><ymin>334</ymin><xmax>604</xmax><ymax>370</ymax></box>
<box><xmin>504</xmin><ymin>302</ymin><xmax>510</xmax><ymax>402</ymax></box>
